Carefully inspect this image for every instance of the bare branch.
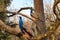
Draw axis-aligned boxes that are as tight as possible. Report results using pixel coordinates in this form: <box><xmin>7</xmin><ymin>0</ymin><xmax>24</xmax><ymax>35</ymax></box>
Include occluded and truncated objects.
<box><xmin>17</xmin><ymin>7</ymin><xmax>33</xmax><ymax>13</ymax></box>
<box><xmin>1</xmin><ymin>10</ymin><xmax>37</xmax><ymax>22</ymax></box>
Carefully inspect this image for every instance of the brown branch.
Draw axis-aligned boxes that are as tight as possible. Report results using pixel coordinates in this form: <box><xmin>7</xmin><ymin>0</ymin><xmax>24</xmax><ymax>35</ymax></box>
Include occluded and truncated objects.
<box><xmin>0</xmin><ymin>20</ymin><xmax>20</xmax><ymax>36</ymax></box>
<box><xmin>2</xmin><ymin>10</ymin><xmax>37</xmax><ymax>22</ymax></box>
<box><xmin>53</xmin><ymin>1</ymin><xmax>58</xmax><ymax>15</ymax></box>
<box><xmin>52</xmin><ymin>0</ymin><xmax>60</xmax><ymax>32</ymax></box>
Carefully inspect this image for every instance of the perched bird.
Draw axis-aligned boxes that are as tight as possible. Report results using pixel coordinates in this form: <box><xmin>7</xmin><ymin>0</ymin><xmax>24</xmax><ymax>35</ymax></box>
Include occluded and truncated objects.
<box><xmin>30</xmin><ymin>7</ymin><xmax>35</xmax><ymax>19</ymax></box>
<box><xmin>19</xmin><ymin>17</ymin><xmax>33</xmax><ymax>39</ymax></box>
<box><xmin>19</xmin><ymin>17</ymin><xmax>25</xmax><ymax>34</ymax></box>
<box><xmin>19</xmin><ymin>17</ymin><xmax>23</xmax><ymax>29</ymax></box>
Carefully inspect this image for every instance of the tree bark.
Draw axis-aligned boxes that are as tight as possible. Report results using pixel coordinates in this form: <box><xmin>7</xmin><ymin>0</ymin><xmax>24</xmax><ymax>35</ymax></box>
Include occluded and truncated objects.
<box><xmin>34</xmin><ymin>0</ymin><xmax>46</xmax><ymax>34</ymax></box>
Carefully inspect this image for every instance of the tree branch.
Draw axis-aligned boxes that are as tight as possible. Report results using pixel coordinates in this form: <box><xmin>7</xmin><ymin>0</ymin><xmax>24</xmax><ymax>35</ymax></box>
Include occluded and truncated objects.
<box><xmin>53</xmin><ymin>0</ymin><xmax>60</xmax><ymax>31</ymax></box>
<box><xmin>2</xmin><ymin>10</ymin><xmax>37</xmax><ymax>22</ymax></box>
<box><xmin>17</xmin><ymin>7</ymin><xmax>33</xmax><ymax>13</ymax></box>
<box><xmin>0</xmin><ymin>20</ymin><xmax>20</xmax><ymax>36</ymax></box>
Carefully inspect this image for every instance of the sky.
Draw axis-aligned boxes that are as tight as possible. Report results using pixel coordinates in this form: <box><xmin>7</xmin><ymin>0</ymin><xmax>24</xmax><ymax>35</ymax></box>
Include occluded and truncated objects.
<box><xmin>7</xmin><ymin>0</ymin><xmax>34</xmax><ymax>10</ymax></box>
<box><xmin>7</xmin><ymin>0</ymin><xmax>54</xmax><ymax>10</ymax></box>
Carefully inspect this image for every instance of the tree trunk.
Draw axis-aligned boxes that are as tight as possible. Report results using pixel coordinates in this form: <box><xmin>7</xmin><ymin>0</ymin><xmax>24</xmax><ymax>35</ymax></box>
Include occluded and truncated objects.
<box><xmin>34</xmin><ymin>0</ymin><xmax>46</xmax><ymax>34</ymax></box>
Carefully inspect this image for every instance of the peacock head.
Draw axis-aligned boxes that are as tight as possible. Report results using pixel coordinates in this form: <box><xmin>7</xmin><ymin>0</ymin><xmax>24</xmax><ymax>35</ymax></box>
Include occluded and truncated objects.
<box><xmin>19</xmin><ymin>16</ymin><xmax>22</xmax><ymax>19</ymax></box>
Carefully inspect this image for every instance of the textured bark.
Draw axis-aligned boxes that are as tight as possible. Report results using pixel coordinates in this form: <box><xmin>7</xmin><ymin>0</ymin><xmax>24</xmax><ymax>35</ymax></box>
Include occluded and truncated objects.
<box><xmin>0</xmin><ymin>20</ymin><xmax>20</xmax><ymax>36</ymax></box>
<box><xmin>34</xmin><ymin>0</ymin><xmax>46</xmax><ymax>34</ymax></box>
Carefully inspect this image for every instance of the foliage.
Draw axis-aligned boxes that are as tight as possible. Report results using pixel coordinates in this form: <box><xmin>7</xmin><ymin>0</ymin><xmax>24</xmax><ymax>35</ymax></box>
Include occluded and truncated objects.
<box><xmin>0</xmin><ymin>0</ymin><xmax>12</xmax><ymax>7</ymax></box>
<box><xmin>0</xmin><ymin>0</ymin><xmax>12</xmax><ymax>12</ymax></box>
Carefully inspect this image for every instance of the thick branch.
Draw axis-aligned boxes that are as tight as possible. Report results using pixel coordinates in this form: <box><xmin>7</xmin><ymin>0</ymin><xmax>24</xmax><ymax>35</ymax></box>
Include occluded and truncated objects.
<box><xmin>0</xmin><ymin>20</ymin><xmax>20</xmax><ymax>36</ymax></box>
